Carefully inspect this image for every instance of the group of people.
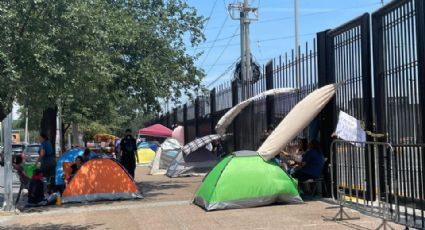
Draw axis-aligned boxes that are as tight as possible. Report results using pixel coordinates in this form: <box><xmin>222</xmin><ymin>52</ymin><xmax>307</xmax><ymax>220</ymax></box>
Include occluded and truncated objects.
<box><xmin>11</xmin><ymin>129</ymin><xmax>140</xmax><ymax>206</ymax></box>
<box><xmin>12</xmin><ymin>133</ymin><xmax>58</xmax><ymax>205</ymax></box>
<box><xmin>261</xmin><ymin>125</ymin><xmax>325</xmax><ymax>186</ymax></box>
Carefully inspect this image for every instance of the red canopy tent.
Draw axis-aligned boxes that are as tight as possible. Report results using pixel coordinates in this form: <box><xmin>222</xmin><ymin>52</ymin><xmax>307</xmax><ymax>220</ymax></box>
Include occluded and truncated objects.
<box><xmin>138</xmin><ymin>124</ymin><xmax>172</xmax><ymax>138</ymax></box>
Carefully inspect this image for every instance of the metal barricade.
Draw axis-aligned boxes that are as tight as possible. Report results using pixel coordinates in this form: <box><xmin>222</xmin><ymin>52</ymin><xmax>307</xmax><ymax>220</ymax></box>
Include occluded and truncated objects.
<box><xmin>327</xmin><ymin>140</ymin><xmax>396</xmax><ymax>229</ymax></box>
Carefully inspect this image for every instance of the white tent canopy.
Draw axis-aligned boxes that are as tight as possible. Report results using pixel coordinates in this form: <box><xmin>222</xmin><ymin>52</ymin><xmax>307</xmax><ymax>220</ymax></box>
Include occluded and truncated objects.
<box><xmin>258</xmin><ymin>84</ymin><xmax>339</xmax><ymax>161</ymax></box>
<box><xmin>165</xmin><ymin>135</ymin><xmax>224</xmax><ymax>178</ymax></box>
<box><xmin>215</xmin><ymin>88</ymin><xmax>297</xmax><ymax>135</ymax></box>
<box><xmin>149</xmin><ymin>138</ymin><xmax>182</xmax><ymax>175</ymax></box>
<box><xmin>165</xmin><ymin>147</ymin><xmax>219</xmax><ymax>178</ymax></box>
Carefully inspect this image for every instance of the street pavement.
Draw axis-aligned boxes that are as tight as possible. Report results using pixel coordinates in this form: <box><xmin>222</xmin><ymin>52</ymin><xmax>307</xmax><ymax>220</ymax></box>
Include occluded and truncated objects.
<box><xmin>0</xmin><ymin>167</ymin><xmax>404</xmax><ymax>230</ymax></box>
<box><xmin>0</xmin><ymin>165</ymin><xmax>20</xmax><ymax>205</ymax></box>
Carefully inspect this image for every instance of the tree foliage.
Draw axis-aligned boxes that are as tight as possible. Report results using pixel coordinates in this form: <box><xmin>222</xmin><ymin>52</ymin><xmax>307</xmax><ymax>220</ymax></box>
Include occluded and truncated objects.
<box><xmin>0</xmin><ymin>0</ymin><xmax>205</xmax><ymax>134</ymax></box>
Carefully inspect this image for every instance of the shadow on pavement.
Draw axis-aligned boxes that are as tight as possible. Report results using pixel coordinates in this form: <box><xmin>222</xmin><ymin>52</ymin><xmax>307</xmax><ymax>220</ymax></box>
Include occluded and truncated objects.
<box><xmin>335</xmin><ymin>221</ymin><xmax>373</xmax><ymax>230</ymax></box>
<box><xmin>0</xmin><ymin>223</ymin><xmax>103</xmax><ymax>230</ymax></box>
<box><xmin>138</xmin><ymin>180</ymin><xmax>191</xmax><ymax>198</ymax></box>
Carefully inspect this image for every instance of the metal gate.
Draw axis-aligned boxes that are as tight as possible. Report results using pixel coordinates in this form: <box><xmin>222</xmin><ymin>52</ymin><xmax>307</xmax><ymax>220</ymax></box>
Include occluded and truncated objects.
<box><xmin>318</xmin><ymin>13</ymin><xmax>374</xmax><ymax>199</ymax></box>
<box><xmin>373</xmin><ymin>1</ymin><xmax>425</xmax><ymax>228</ymax></box>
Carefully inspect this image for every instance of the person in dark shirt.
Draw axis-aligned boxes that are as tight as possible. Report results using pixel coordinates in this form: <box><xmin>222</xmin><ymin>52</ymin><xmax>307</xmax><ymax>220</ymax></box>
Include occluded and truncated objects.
<box><xmin>120</xmin><ymin>129</ymin><xmax>138</xmax><ymax>178</ymax></box>
<box><xmin>212</xmin><ymin>140</ymin><xmax>225</xmax><ymax>158</ymax></box>
<box><xmin>82</xmin><ymin>148</ymin><xmax>92</xmax><ymax>163</ymax></box>
<box><xmin>69</xmin><ymin>156</ymin><xmax>84</xmax><ymax>181</ymax></box>
<box><xmin>292</xmin><ymin>140</ymin><xmax>325</xmax><ymax>182</ymax></box>
<box><xmin>28</xmin><ymin>169</ymin><xmax>45</xmax><ymax>205</ymax></box>
<box><xmin>36</xmin><ymin>133</ymin><xmax>56</xmax><ymax>178</ymax></box>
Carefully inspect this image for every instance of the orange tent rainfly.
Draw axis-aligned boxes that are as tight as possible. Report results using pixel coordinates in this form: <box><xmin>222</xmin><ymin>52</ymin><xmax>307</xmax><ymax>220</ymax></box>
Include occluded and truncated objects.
<box><xmin>62</xmin><ymin>158</ymin><xmax>142</xmax><ymax>203</ymax></box>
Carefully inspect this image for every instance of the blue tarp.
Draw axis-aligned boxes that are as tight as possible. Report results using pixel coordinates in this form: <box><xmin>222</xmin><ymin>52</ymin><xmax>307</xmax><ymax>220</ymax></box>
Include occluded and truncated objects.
<box><xmin>137</xmin><ymin>142</ymin><xmax>158</xmax><ymax>152</ymax></box>
<box><xmin>55</xmin><ymin>147</ymin><xmax>97</xmax><ymax>186</ymax></box>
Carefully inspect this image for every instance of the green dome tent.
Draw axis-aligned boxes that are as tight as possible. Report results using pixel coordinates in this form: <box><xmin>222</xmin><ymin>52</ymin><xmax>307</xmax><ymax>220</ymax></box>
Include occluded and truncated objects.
<box><xmin>194</xmin><ymin>151</ymin><xmax>302</xmax><ymax>211</ymax></box>
<box><xmin>193</xmin><ymin>84</ymin><xmax>339</xmax><ymax>211</ymax></box>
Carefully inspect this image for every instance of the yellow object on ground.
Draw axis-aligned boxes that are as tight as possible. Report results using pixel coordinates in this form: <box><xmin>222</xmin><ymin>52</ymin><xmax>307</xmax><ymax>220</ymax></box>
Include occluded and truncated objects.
<box><xmin>137</xmin><ymin>148</ymin><xmax>155</xmax><ymax>165</ymax></box>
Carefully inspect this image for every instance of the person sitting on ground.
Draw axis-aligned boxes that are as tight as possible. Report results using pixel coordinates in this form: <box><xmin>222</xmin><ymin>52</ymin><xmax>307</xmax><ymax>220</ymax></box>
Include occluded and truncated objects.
<box><xmin>28</xmin><ymin>169</ymin><xmax>45</xmax><ymax>205</ymax></box>
<box><xmin>292</xmin><ymin>139</ymin><xmax>325</xmax><ymax>182</ymax></box>
<box><xmin>82</xmin><ymin>148</ymin><xmax>92</xmax><ymax>163</ymax></box>
<box><xmin>12</xmin><ymin>155</ymin><xmax>30</xmax><ymax>187</ymax></box>
<box><xmin>69</xmin><ymin>156</ymin><xmax>84</xmax><ymax>182</ymax></box>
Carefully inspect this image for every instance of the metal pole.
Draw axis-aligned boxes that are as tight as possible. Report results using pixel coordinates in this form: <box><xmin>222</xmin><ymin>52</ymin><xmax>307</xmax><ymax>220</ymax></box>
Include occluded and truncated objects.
<box><xmin>2</xmin><ymin>113</ymin><xmax>14</xmax><ymax>211</ymax></box>
<box><xmin>56</xmin><ymin>100</ymin><xmax>62</xmax><ymax>156</ymax></box>
<box><xmin>294</xmin><ymin>0</ymin><xmax>300</xmax><ymax>88</ymax></box>
<box><xmin>240</xmin><ymin>3</ymin><xmax>246</xmax><ymax>101</ymax></box>
<box><xmin>245</xmin><ymin>0</ymin><xmax>252</xmax><ymax>98</ymax></box>
<box><xmin>229</xmin><ymin>1</ymin><xmax>258</xmax><ymax>100</ymax></box>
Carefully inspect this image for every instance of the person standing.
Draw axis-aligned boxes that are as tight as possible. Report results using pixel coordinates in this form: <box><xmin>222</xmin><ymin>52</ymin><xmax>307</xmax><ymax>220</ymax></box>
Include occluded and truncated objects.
<box><xmin>120</xmin><ymin>129</ymin><xmax>138</xmax><ymax>178</ymax></box>
<box><xmin>36</xmin><ymin>133</ymin><xmax>56</xmax><ymax>178</ymax></box>
<box><xmin>36</xmin><ymin>133</ymin><xmax>56</xmax><ymax>193</ymax></box>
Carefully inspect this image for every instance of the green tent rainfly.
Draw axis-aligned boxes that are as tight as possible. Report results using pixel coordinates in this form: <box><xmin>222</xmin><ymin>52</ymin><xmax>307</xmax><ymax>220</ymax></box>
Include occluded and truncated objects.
<box><xmin>193</xmin><ymin>151</ymin><xmax>302</xmax><ymax>211</ymax></box>
<box><xmin>193</xmin><ymin>84</ymin><xmax>339</xmax><ymax>211</ymax></box>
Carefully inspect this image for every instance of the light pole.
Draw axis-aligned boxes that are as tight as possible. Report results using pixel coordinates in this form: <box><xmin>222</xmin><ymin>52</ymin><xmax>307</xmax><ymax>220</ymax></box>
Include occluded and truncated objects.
<box><xmin>24</xmin><ymin>107</ymin><xmax>29</xmax><ymax>143</ymax></box>
<box><xmin>229</xmin><ymin>0</ymin><xmax>258</xmax><ymax>100</ymax></box>
<box><xmin>2</xmin><ymin>113</ymin><xmax>14</xmax><ymax>211</ymax></box>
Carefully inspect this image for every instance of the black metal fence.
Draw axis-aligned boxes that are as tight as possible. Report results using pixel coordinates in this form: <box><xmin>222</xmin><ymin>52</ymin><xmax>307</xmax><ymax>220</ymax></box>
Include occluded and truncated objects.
<box><xmin>371</xmin><ymin>1</ymin><xmax>425</xmax><ymax>228</ymax></box>
<box><xmin>153</xmin><ymin>41</ymin><xmax>318</xmax><ymax>152</ymax></box>
<box><xmin>150</xmin><ymin>0</ymin><xmax>425</xmax><ymax>227</ymax></box>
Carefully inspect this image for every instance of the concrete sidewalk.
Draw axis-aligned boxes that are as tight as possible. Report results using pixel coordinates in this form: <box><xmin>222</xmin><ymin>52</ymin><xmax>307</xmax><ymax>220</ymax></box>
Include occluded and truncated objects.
<box><xmin>0</xmin><ymin>167</ymin><xmax>404</xmax><ymax>230</ymax></box>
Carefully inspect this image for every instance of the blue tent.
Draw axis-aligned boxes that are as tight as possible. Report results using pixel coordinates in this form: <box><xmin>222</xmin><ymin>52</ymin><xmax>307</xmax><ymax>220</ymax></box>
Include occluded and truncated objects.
<box><xmin>137</xmin><ymin>142</ymin><xmax>158</xmax><ymax>152</ymax></box>
<box><xmin>55</xmin><ymin>148</ymin><xmax>97</xmax><ymax>186</ymax></box>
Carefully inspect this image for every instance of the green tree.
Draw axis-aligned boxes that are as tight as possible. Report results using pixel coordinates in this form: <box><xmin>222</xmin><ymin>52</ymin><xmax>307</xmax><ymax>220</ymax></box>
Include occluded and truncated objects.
<box><xmin>0</xmin><ymin>0</ymin><xmax>206</xmax><ymax>148</ymax></box>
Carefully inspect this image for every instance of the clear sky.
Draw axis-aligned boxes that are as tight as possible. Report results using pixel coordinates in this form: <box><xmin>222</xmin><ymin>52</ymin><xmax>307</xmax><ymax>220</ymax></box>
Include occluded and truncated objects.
<box><xmin>186</xmin><ymin>0</ymin><xmax>386</xmax><ymax>89</ymax></box>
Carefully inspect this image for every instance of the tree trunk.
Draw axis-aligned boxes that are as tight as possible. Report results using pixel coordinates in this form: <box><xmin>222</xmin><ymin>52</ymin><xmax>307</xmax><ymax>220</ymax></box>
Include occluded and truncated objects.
<box><xmin>61</xmin><ymin>122</ymin><xmax>66</xmax><ymax>152</ymax></box>
<box><xmin>72</xmin><ymin>123</ymin><xmax>80</xmax><ymax>146</ymax></box>
<box><xmin>40</xmin><ymin>107</ymin><xmax>57</xmax><ymax>154</ymax></box>
<box><xmin>0</xmin><ymin>106</ymin><xmax>8</xmax><ymax>122</ymax></box>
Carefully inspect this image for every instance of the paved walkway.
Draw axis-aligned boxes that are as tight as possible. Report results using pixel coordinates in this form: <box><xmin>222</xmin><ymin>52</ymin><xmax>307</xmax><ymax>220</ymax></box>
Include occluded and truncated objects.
<box><xmin>0</xmin><ymin>167</ymin><xmax>404</xmax><ymax>230</ymax></box>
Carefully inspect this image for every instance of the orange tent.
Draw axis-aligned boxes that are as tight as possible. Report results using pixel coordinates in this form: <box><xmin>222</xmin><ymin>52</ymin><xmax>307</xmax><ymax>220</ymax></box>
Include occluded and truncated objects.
<box><xmin>62</xmin><ymin>158</ymin><xmax>142</xmax><ymax>203</ymax></box>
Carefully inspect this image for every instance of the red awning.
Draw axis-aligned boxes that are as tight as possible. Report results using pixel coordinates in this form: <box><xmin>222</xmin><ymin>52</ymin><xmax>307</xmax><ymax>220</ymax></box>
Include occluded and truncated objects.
<box><xmin>138</xmin><ymin>124</ymin><xmax>172</xmax><ymax>137</ymax></box>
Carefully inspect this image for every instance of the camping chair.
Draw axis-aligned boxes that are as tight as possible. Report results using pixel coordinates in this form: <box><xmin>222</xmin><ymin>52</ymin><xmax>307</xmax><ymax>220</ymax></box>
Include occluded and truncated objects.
<box><xmin>300</xmin><ymin>158</ymin><xmax>329</xmax><ymax>197</ymax></box>
<box><xmin>301</xmin><ymin>177</ymin><xmax>327</xmax><ymax>197</ymax></box>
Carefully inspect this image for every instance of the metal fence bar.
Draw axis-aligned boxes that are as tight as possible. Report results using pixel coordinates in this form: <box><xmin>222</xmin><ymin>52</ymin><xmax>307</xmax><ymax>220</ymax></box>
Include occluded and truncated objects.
<box><xmin>391</xmin><ymin>144</ymin><xmax>425</xmax><ymax>229</ymax></box>
<box><xmin>329</xmin><ymin>139</ymin><xmax>395</xmax><ymax>228</ymax></box>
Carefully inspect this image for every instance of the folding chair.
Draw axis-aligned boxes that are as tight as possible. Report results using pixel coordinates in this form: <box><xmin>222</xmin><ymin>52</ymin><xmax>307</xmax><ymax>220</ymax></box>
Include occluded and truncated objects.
<box><xmin>301</xmin><ymin>177</ymin><xmax>328</xmax><ymax>197</ymax></box>
<box><xmin>15</xmin><ymin>172</ymin><xmax>29</xmax><ymax>205</ymax></box>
